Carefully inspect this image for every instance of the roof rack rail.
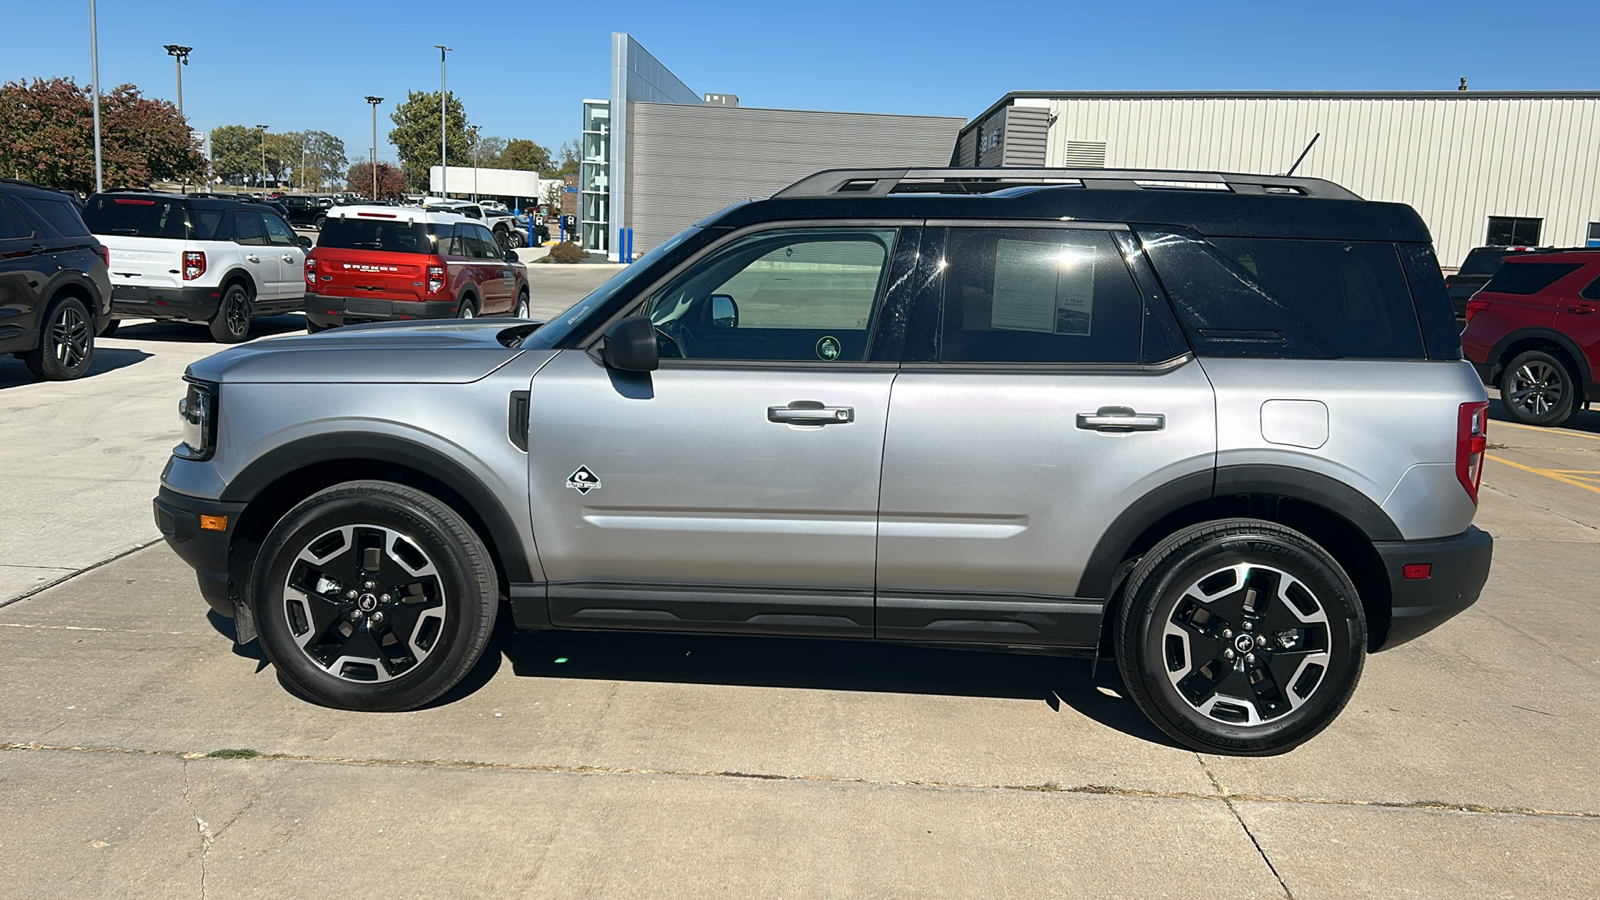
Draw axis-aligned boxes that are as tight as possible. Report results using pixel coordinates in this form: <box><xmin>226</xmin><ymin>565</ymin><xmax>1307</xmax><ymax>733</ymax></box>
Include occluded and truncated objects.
<box><xmin>773</xmin><ymin>167</ymin><xmax>1362</xmax><ymax>201</ymax></box>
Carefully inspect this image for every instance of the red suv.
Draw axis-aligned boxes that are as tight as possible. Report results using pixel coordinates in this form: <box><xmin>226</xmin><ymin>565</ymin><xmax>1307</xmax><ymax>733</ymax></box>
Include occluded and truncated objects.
<box><xmin>1460</xmin><ymin>249</ymin><xmax>1600</xmax><ymax>427</ymax></box>
<box><xmin>305</xmin><ymin>206</ymin><xmax>530</xmax><ymax>332</ymax></box>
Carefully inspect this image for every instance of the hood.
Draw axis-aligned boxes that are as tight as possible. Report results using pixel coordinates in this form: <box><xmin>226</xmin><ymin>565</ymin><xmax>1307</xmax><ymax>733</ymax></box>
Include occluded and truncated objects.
<box><xmin>186</xmin><ymin>320</ymin><xmax>539</xmax><ymax>384</ymax></box>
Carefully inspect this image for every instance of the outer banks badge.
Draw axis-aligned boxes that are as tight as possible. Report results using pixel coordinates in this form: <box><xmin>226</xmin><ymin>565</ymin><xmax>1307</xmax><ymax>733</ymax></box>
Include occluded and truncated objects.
<box><xmin>566</xmin><ymin>466</ymin><xmax>601</xmax><ymax>495</ymax></box>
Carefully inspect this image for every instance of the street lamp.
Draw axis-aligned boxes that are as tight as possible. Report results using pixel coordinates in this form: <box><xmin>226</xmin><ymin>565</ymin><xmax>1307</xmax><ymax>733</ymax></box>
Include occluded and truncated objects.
<box><xmin>433</xmin><ymin>45</ymin><xmax>451</xmax><ymax>198</ymax></box>
<box><xmin>365</xmin><ymin>96</ymin><xmax>383</xmax><ymax>200</ymax></box>
<box><xmin>470</xmin><ymin>125</ymin><xmax>480</xmax><ymax>202</ymax></box>
<box><xmin>164</xmin><ymin>45</ymin><xmax>192</xmax><ymax>191</ymax></box>
<box><xmin>89</xmin><ymin>0</ymin><xmax>103</xmax><ymax>192</ymax></box>
<box><xmin>256</xmin><ymin>124</ymin><xmax>268</xmax><ymax>189</ymax></box>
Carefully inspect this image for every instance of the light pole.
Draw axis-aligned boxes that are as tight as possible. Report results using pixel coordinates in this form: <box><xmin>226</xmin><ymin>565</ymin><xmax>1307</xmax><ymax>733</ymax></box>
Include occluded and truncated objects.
<box><xmin>365</xmin><ymin>96</ymin><xmax>383</xmax><ymax>200</ymax></box>
<box><xmin>164</xmin><ymin>45</ymin><xmax>192</xmax><ymax>191</ymax></box>
<box><xmin>433</xmin><ymin>45</ymin><xmax>451</xmax><ymax>198</ymax></box>
<box><xmin>256</xmin><ymin>124</ymin><xmax>268</xmax><ymax>189</ymax></box>
<box><xmin>89</xmin><ymin>0</ymin><xmax>103</xmax><ymax>192</ymax></box>
<box><xmin>470</xmin><ymin>125</ymin><xmax>480</xmax><ymax>202</ymax></box>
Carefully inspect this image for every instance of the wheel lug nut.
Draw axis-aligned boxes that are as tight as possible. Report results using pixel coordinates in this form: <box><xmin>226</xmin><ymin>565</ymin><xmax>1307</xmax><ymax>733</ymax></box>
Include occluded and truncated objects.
<box><xmin>380</xmin><ymin>594</ymin><xmax>391</xmax><ymax>603</ymax></box>
<box><xmin>371</xmin><ymin>611</ymin><xmax>384</xmax><ymax>624</ymax></box>
<box><xmin>1222</xmin><ymin>629</ymin><xmax>1233</xmax><ymax>639</ymax></box>
<box><xmin>363</xmin><ymin>581</ymin><xmax>376</xmax><ymax>589</ymax></box>
<box><xmin>1246</xmin><ymin>653</ymin><xmax>1256</xmax><ymax>665</ymax></box>
<box><xmin>1243</xmin><ymin>621</ymin><xmax>1253</xmax><ymax>631</ymax></box>
<box><xmin>345</xmin><ymin>590</ymin><xmax>358</xmax><ymax>600</ymax></box>
<box><xmin>1224</xmin><ymin>649</ymin><xmax>1235</xmax><ymax>660</ymax></box>
<box><xmin>351</xmin><ymin>609</ymin><xmax>363</xmax><ymax>619</ymax></box>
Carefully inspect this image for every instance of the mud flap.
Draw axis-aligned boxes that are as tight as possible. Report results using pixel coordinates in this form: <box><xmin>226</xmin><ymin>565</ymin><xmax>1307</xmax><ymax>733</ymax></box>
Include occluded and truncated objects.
<box><xmin>233</xmin><ymin>595</ymin><xmax>258</xmax><ymax>645</ymax></box>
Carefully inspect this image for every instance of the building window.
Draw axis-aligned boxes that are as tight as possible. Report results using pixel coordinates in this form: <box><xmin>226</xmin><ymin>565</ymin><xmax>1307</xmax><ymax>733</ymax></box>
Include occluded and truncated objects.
<box><xmin>1486</xmin><ymin>216</ymin><xmax>1542</xmax><ymax>247</ymax></box>
<box><xmin>1587</xmin><ymin>222</ymin><xmax>1600</xmax><ymax>248</ymax></box>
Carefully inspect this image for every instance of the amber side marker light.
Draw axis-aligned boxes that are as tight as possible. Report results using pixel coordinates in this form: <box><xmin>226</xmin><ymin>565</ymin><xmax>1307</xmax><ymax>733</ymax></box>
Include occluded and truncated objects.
<box><xmin>200</xmin><ymin>515</ymin><xmax>228</xmax><ymax>532</ymax></box>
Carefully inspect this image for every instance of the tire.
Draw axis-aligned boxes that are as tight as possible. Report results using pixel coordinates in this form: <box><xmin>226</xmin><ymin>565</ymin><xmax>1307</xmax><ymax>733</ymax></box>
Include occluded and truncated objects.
<box><xmin>98</xmin><ymin>318</ymin><xmax>120</xmax><ymax>338</ymax></box>
<box><xmin>23</xmin><ymin>295</ymin><xmax>95</xmax><ymax>381</ymax></box>
<box><xmin>456</xmin><ymin>296</ymin><xmax>476</xmax><ymax>319</ymax></box>
<box><xmin>1114</xmin><ymin>518</ymin><xmax>1366</xmax><ymax>755</ymax></box>
<box><xmin>514</xmin><ymin>291</ymin><xmax>530</xmax><ymax>319</ymax></box>
<box><xmin>250</xmin><ymin>481</ymin><xmax>498</xmax><ymax>711</ymax></box>
<box><xmin>505</xmin><ymin>230</ymin><xmax>525</xmax><ymax>249</ymax></box>
<box><xmin>494</xmin><ymin>229</ymin><xmax>510</xmax><ymax>253</ymax></box>
<box><xmin>1499</xmin><ymin>349</ymin><xmax>1578</xmax><ymax>427</ymax></box>
<box><xmin>313</xmin><ymin>216</ymin><xmax>326</xmax><ymax>230</ymax></box>
<box><xmin>209</xmin><ymin>282</ymin><xmax>252</xmax><ymax>343</ymax></box>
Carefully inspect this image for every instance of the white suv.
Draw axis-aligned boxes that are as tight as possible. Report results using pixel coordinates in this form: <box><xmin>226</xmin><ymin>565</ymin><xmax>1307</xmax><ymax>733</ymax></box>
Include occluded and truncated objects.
<box><xmin>421</xmin><ymin>198</ymin><xmax>520</xmax><ymax>252</ymax></box>
<box><xmin>83</xmin><ymin>192</ymin><xmax>312</xmax><ymax>342</ymax></box>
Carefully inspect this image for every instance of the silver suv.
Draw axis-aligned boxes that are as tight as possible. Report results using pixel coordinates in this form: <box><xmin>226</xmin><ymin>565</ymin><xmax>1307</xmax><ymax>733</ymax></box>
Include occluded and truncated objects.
<box><xmin>155</xmin><ymin>168</ymin><xmax>1493</xmax><ymax>755</ymax></box>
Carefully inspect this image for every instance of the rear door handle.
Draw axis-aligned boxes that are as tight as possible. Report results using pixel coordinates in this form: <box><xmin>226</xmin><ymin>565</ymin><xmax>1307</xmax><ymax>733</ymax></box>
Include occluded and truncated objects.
<box><xmin>768</xmin><ymin>401</ymin><xmax>854</xmax><ymax>425</ymax></box>
<box><xmin>246</xmin><ymin>255</ymin><xmax>260</xmax><ymax>263</ymax></box>
<box><xmin>1076</xmin><ymin>406</ymin><xmax>1166</xmax><ymax>432</ymax></box>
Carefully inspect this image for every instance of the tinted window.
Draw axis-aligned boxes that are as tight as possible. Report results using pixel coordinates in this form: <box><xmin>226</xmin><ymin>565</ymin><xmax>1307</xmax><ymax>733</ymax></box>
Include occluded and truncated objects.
<box><xmin>939</xmin><ymin>228</ymin><xmax>1143</xmax><ymax>364</ymax></box>
<box><xmin>317</xmin><ymin>217</ymin><xmax>434</xmax><ymax>254</ymax></box>
<box><xmin>1582</xmin><ymin>276</ymin><xmax>1600</xmax><ymax>302</ymax></box>
<box><xmin>0</xmin><ymin>197</ymin><xmax>30</xmax><ymax>239</ymax></box>
<box><xmin>1482</xmin><ymin>262</ymin><xmax>1581</xmax><ymax>296</ymax></box>
<box><xmin>470</xmin><ymin>225</ymin><xmax>499</xmax><ymax>259</ymax></box>
<box><xmin>221</xmin><ymin>210</ymin><xmax>266</xmax><ymax>245</ymax></box>
<box><xmin>83</xmin><ymin>196</ymin><xmax>194</xmax><ymax>239</ymax></box>
<box><xmin>1458</xmin><ymin>248</ymin><xmax>1515</xmax><ymax>277</ymax></box>
<box><xmin>19</xmin><ymin>196</ymin><xmax>90</xmax><ymax>237</ymax></box>
<box><xmin>262</xmin><ymin>213</ymin><xmax>297</xmax><ymax>247</ymax></box>
<box><xmin>1141</xmin><ymin>231</ymin><xmax>1426</xmax><ymax>360</ymax></box>
<box><xmin>645</xmin><ymin>228</ymin><xmax>896</xmax><ymax>362</ymax></box>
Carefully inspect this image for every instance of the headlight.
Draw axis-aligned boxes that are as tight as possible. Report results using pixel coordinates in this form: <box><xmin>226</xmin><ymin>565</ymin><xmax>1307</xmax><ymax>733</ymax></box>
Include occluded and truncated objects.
<box><xmin>176</xmin><ymin>381</ymin><xmax>217</xmax><ymax>460</ymax></box>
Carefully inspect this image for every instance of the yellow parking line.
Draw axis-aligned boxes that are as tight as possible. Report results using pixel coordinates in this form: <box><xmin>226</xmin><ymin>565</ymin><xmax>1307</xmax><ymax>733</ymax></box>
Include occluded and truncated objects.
<box><xmin>1493</xmin><ymin>420</ymin><xmax>1600</xmax><ymax>442</ymax></box>
<box><xmin>1486</xmin><ymin>454</ymin><xmax>1600</xmax><ymax>497</ymax></box>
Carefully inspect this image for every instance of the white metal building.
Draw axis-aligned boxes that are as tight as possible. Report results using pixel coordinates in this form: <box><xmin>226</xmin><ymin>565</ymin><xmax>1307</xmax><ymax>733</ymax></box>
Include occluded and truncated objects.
<box><xmin>956</xmin><ymin>91</ymin><xmax>1600</xmax><ymax>266</ymax></box>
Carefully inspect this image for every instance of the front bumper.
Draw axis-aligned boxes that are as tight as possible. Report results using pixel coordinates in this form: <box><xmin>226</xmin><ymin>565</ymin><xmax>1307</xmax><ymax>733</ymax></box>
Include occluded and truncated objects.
<box><xmin>112</xmin><ymin>283</ymin><xmax>224</xmax><ymax>324</ymax></box>
<box><xmin>153</xmin><ymin>486</ymin><xmax>247</xmax><ymax>617</ymax></box>
<box><xmin>1372</xmin><ymin>525</ymin><xmax>1493</xmax><ymax>649</ymax></box>
<box><xmin>306</xmin><ymin>291</ymin><xmax>460</xmax><ymax>327</ymax></box>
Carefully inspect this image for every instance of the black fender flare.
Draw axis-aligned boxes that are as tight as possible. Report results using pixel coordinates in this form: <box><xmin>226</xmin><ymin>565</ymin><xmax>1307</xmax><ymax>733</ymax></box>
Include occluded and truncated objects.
<box><xmin>1485</xmin><ymin>327</ymin><xmax>1593</xmax><ymax>388</ymax></box>
<box><xmin>34</xmin><ymin>270</ymin><xmax>108</xmax><ymax>325</ymax></box>
<box><xmin>1074</xmin><ymin>464</ymin><xmax>1402</xmax><ymax>599</ymax></box>
<box><xmin>221</xmin><ymin>432</ymin><xmax>535</xmax><ymax>583</ymax></box>
<box><xmin>216</xmin><ymin>267</ymin><xmax>257</xmax><ymax>300</ymax></box>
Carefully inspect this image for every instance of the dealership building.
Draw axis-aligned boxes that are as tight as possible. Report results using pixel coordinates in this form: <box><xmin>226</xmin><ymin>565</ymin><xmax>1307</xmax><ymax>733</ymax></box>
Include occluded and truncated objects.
<box><xmin>581</xmin><ymin>36</ymin><xmax>1600</xmax><ymax>267</ymax></box>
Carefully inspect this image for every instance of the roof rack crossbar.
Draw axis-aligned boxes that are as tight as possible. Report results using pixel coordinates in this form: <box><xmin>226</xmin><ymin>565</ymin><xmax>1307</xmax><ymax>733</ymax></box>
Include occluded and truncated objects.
<box><xmin>773</xmin><ymin>168</ymin><xmax>1360</xmax><ymax>201</ymax></box>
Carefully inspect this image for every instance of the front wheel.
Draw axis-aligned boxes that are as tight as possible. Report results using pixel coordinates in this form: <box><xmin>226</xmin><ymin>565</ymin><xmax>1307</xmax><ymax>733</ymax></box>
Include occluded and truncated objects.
<box><xmin>24</xmin><ymin>295</ymin><xmax>95</xmax><ymax>380</ymax></box>
<box><xmin>250</xmin><ymin>481</ymin><xmax>498</xmax><ymax>711</ymax></box>
<box><xmin>1115</xmin><ymin>518</ymin><xmax>1366</xmax><ymax>755</ymax></box>
<box><xmin>209</xmin><ymin>283</ymin><xmax>252</xmax><ymax>343</ymax></box>
<box><xmin>1499</xmin><ymin>349</ymin><xmax>1578</xmax><ymax>427</ymax></box>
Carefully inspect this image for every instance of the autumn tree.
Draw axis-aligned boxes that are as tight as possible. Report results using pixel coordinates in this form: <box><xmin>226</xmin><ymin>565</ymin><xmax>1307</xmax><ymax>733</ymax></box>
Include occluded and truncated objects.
<box><xmin>388</xmin><ymin>90</ymin><xmax>471</xmax><ymax>193</ymax></box>
<box><xmin>346</xmin><ymin>160</ymin><xmax>407</xmax><ymax>200</ymax></box>
<box><xmin>0</xmin><ymin>77</ymin><xmax>203</xmax><ymax>192</ymax></box>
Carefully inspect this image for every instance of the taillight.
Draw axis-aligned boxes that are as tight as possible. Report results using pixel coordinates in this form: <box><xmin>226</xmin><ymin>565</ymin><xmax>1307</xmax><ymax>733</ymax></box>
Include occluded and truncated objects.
<box><xmin>1464</xmin><ymin>299</ymin><xmax>1490</xmax><ymax>324</ymax></box>
<box><xmin>182</xmin><ymin>251</ymin><xmax>206</xmax><ymax>281</ymax></box>
<box><xmin>305</xmin><ymin>256</ymin><xmax>317</xmax><ymax>287</ymax></box>
<box><xmin>92</xmin><ymin>244</ymin><xmax>110</xmax><ymax>268</ymax></box>
<box><xmin>427</xmin><ymin>264</ymin><xmax>445</xmax><ymax>295</ymax></box>
<box><xmin>1457</xmin><ymin>401</ymin><xmax>1489</xmax><ymax>504</ymax></box>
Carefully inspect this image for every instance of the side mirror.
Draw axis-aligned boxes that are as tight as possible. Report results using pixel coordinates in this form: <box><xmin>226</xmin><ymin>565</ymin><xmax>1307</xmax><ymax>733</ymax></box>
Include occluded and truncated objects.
<box><xmin>297</xmin><ymin>235</ymin><xmax>313</xmax><ymax>249</ymax></box>
<box><xmin>710</xmin><ymin>293</ymin><xmax>738</xmax><ymax>328</ymax></box>
<box><xmin>503</xmin><ymin>249</ymin><xmax>519</xmax><ymax>263</ymax></box>
<box><xmin>601</xmin><ymin>315</ymin><xmax>658</xmax><ymax>372</ymax></box>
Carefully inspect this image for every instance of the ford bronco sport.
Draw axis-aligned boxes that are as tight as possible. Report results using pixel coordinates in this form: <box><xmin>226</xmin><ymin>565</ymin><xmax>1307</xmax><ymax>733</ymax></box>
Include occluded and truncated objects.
<box><xmin>155</xmin><ymin>168</ymin><xmax>1492</xmax><ymax>755</ymax></box>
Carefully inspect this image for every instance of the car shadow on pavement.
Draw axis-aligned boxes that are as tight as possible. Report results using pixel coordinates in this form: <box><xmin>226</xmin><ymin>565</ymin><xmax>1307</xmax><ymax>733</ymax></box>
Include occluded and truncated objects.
<box><xmin>112</xmin><ymin>314</ymin><xmax>307</xmax><ymax>343</ymax></box>
<box><xmin>0</xmin><ymin>346</ymin><xmax>152</xmax><ymax>389</ymax></box>
<box><xmin>1487</xmin><ymin>397</ymin><xmax>1600</xmax><ymax>435</ymax></box>
<box><xmin>487</xmin><ymin>624</ymin><xmax>1180</xmax><ymax>748</ymax></box>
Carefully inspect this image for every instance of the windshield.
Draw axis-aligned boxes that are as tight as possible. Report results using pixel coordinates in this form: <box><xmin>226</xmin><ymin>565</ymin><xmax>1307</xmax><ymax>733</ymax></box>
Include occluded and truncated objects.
<box><xmin>522</xmin><ymin>226</ymin><xmax>703</xmax><ymax>348</ymax></box>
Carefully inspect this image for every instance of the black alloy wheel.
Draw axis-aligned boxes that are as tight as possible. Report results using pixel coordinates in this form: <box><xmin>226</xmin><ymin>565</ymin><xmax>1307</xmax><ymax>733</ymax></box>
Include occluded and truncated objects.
<box><xmin>210</xmin><ymin>283</ymin><xmax>252</xmax><ymax>343</ymax></box>
<box><xmin>24</xmin><ymin>296</ymin><xmax>94</xmax><ymax>381</ymax></box>
<box><xmin>251</xmin><ymin>481</ymin><xmax>497</xmax><ymax>711</ymax></box>
<box><xmin>1499</xmin><ymin>349</ymin><xmax>1578</xmax><ymax>427</ymax></box>
<box><xmin>1116</xmin><ymin>518</ymin><xmax>1366</xmax><ymax>755</ymax></box>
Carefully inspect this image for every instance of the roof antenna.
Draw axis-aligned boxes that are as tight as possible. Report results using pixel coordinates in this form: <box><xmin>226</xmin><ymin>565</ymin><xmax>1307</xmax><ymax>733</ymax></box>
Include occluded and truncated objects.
<box><xmin>1459</xmin><ymin>77</ymin><xmax>1468</xmax><ymax>91</ymax></box>
<box><xmin>1283</xmin><ymin>132</ymin><xmax>1321</xmax><ymax>177</ymax></box>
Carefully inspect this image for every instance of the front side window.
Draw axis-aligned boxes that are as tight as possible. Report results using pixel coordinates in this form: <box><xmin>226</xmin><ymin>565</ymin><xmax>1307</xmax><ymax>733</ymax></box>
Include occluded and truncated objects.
<box><xmin>645</xmin><ymin>228</ymin><xmax>897</xmax><ymax>362</ymax></box>
<box><xmin>472</xmin><ymin>225</ymin><xmax>500</xmax><ymax>259</ymax></box>
<box><xmin>262</xmin><ymin>213</ymin><xmax>297</xmax><ymax>247</ymax></box>
<box><xmin>938</xmin><ymin>227</ymin><xmax>1144</xmax><ymax>364</ymax></box>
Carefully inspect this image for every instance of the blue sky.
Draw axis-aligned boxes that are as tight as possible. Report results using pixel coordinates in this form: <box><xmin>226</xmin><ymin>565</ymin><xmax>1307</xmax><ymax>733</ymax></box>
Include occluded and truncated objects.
<box><xmin>4</xmin><ymin>0</ymin><xmax>1597</xmax><ymax>169</ymax></box>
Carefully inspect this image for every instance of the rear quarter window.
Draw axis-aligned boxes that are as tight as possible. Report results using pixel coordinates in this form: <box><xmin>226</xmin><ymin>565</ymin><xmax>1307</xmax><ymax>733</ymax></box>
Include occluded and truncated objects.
<box><xmin>1481</xmin><ymin>262</ymin><xmax>1582</xmax><ymax>295</ymax></box>
<box><xmin>18</xmin><ymin>196</ymin><xmax>90</xmax><ymax>237</ymax></box>
<box><xmin>1140</xmin><ymin>230</ymin><xmax>1426</xmax><ymax>360</ymax></box>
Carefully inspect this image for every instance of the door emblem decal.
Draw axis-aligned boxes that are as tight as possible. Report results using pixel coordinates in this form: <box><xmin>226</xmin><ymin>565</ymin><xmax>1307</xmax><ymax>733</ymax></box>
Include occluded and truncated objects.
<box><xmin>566</xmin><ymin>466</ymin><xmax>601</xmax><ymax>495</ymax></box>
<box><xmin>816</xmin><ymin>335</ymin><xmax>842</xmax><ymax>361</ymax></box>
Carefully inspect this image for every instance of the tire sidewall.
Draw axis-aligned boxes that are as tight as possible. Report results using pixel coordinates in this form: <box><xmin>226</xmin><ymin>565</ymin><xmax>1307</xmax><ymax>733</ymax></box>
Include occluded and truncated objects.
<box><xmin>1118</xmin><ymin>522</ymin><xmax>1366</xmax><ymax>754</ymax></box>
<box><xmin>251</xmin><ymin>486</ymin><xmax>495</xmax><ymax>711</ymax></box>
<box><xmin>38</xmin><ymin>296</ymin><xmax>94</xmax><ymax>380</ymax></box>
<box><xmin>515</xmin><ymin>292</ymin><xmax>529</xmax><ymax>319</ymax></box>
<box><xmin>213</xmin><ymin>284</ymin><xmax>252</xmax><ymax>343</ymax></box>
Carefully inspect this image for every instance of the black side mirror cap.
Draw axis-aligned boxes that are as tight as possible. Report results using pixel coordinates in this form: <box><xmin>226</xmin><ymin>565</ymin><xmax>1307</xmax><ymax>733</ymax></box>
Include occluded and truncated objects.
<box><xmin>297</xmin><ymin>236</ymin><xmax>313</xmax><ymax>249</ymax></box>
<box><xmin>503</xmin><ymin>249</ymin><xmax>519</xmax><ymax>263</ymax></box>
<box><xmin>601</xmin><ymin>315</ymin><xmax>659</xmax><ymax>372</ymax></box>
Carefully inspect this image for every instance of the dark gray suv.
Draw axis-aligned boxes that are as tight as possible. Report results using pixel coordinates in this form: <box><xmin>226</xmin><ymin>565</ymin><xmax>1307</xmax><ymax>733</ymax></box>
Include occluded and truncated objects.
<box><xmin>155</xmin><ymin>168</ymin><xmax>1493</xmax><ymax>755</ymax></box>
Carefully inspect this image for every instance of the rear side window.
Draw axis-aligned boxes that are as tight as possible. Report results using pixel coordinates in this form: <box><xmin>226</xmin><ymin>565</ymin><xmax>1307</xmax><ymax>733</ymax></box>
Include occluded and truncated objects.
<box><xmin>83</xmin><ymin>196</ymin><xmax>192</xmax><ymax>239</ymax></box>
<box><xmin>939</xmin><ymin>227</ymin><xmax>1144</xmax><ymax>363</ymax></box>
<box><xmin>18</xmin><ymin>196</ymin><xmax>90</xmax><ymax>237</ymax></box>
<box><xmin>1457</xmin><ymin>248</ymin><xmax>1513</xmax><ymax>277</ymax></box>
<box><xmin>1140</xmin><ymin>230</ymin><xmax>1425</xmax><ymax>360</ymax></box>
<box><xmin>318</xmin><ymin>217</ymin><xmax>434</xmax><ymax>254</ymax></box>
<box><xmin>1482</xmin><ymin>262</ymin><xmax>1581</xmax><ymax>295</ymax></box>
<box><xmin>0</xmin><ymin>197</ymin><xmax>30</xmax><ymax>239</ymax></box>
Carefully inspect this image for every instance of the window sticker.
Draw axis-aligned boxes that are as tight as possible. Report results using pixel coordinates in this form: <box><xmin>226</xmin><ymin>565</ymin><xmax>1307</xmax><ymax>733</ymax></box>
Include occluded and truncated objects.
<box><xmin>990</xmin><ymin>239</ymin><xmax>1095</xmax><ymax>337</ymax></box>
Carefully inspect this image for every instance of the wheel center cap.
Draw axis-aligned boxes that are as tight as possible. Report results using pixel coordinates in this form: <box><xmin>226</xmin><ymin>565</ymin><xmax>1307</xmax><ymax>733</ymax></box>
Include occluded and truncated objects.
<box><xmin>357</xmin><ymin>593</ymin><xmax>379</xmax><ymax>611</ymax></box>
<box><xmin>1234</xmin><ymin>634</ymin><xmax>1255</xmax><ymax>655</ymax></box>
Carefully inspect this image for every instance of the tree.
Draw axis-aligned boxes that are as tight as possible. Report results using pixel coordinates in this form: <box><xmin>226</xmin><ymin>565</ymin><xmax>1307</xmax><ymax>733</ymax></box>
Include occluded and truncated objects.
<box><xmin>0</xmin><ymin>77</ymin><xmax>203</xmax><ymax>192</ymax></box>
<box><xmin>209</xmin><ymin>124</ymin><xmax>261</xmax><ymax>185</ymax></box>
<box><xmin>263</xmin><ymin>132</ymin><xmax>295</xmax><ymax>183</ymax></box>
<box><xmin>499</xmin><ymin>138</ymin><xmax>553</xmax><ymax>174</ymax></box>
<box><xmin>285</xmin><ymin>130</ymin><xmax>347</xmax><ymax>191</ymax></box>
<box><xmin>346</xmin><ymin>160</ymin><xmax>407</xmax><ymax>200</ymax></box>
<box><xmin>474</xmin><ymin>134</ymin><xmax>506</xmax><ymax>166</ymax></box>
<box><xmin>556</xmin><ymin>139</ymin><xmax>581</xmax><ymax>176</ymax></box>
<box><xmin>388</xmin><ymin>90</ymin><xmax>471</xmax><ymax>193</ymax></box>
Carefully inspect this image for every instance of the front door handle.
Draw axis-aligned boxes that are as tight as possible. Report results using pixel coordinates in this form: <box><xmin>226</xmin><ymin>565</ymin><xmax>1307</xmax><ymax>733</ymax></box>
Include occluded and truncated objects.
<box><xmin>768</xmin><ymin>401</ymin><xmax>854</xmax><ymax>425</ymax></box>
<box><xmin>1076</xmin><ymin>406</ymin><xmax>1166</xmax><ymax>432</ymax></box>
<box><xmin>1568</xmin><ymin>304</ymin><xmax>1597</xmax><ymax>315</ymax></box>
<box><xmin>282</xmin><ymin>254</ymin><xmax>296</xmax><ymax>263</ymax></box>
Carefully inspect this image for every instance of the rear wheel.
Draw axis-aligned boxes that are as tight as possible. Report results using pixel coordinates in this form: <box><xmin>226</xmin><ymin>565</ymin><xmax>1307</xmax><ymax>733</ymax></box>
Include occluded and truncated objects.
<box><xmin>251</xmin><ymin>481</ymin><xmax>498</xmax><ymax>711</ymax></box>
<box><xmin>505</xmin><ymin>229</ymin><xmax>525</xmax><ymax>249</ymax></box>
<box><xmin>1115</xmin><ymin>518</ymin><xmax>1366</xmax><ymax>755</ymax></box>
<box><xmin>514</xmin><ymin>292</ymin><xmax>530</xmax><ymax>319</ymax></box>
<box><xmin>1499</xmin><ymin>349</ymin><xmax>1578</xmax><ymax>427</ymax></box>
<box><xmin>23</xmin><ymin>296</ymin><xmax>94</xmax><ymax>381</ymax></box>
<box><xmin>209</xmin><ymin>283</ymin><xmax>252</xmax><ymax>343</ymax></box>
<box><xmin>456</xmin><ymin>296</ymin><xmax>476</xmax><ymax>319</ymax></box>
